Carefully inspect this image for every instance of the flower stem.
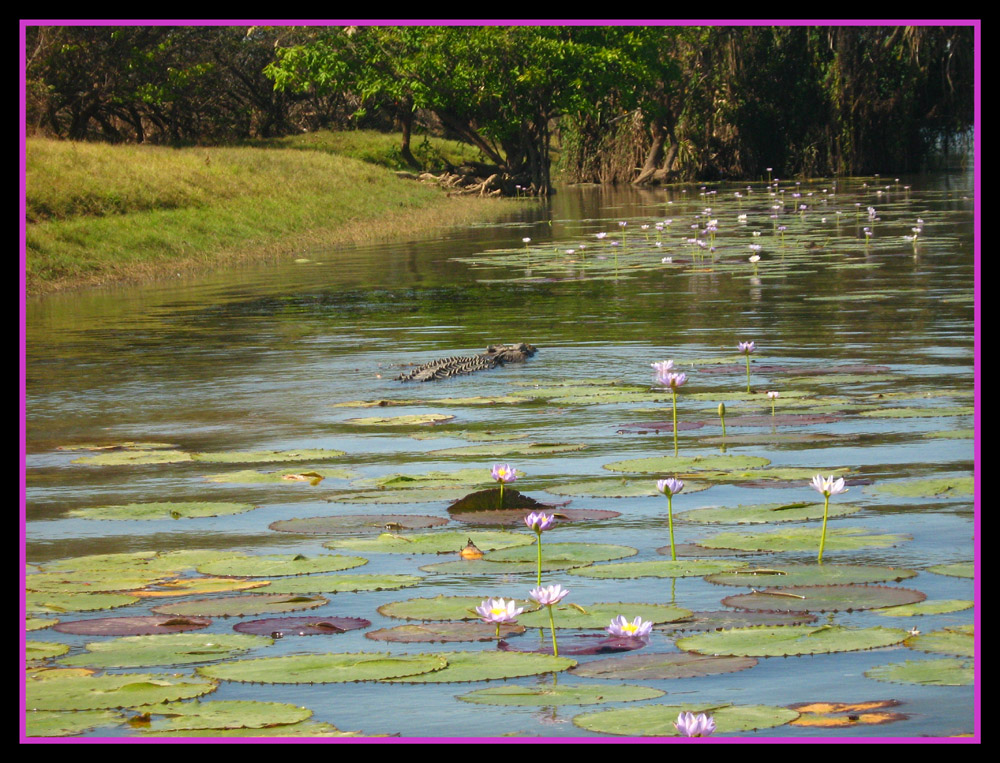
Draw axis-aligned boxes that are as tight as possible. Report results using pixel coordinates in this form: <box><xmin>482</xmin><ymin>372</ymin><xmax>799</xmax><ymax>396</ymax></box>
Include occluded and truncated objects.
<box><xmin>817</xmin><ymin>495</ymin><xmax>830</xmax><ymax>563</ymax></box>
<box><xmin>498</xmin><ymin>482</ymin><xmax>504</xmax><ymax>510</ymax></box>
<box><xmin>535</xmin><ymin>533</ymin><xmax>543</xmax><ymax>586</ymax></box>
<box><xmin>745</xmin><ymin>354</ymin><xmax>752</xmax><ymax>393</ymax></box>
<box><xmin>667</xmin><ymin>494</ymin><xmax>677</xmax><ymax>561</ymax></box>
<box><xmin>547</xmin><ymin>605</ymin><xmax>558</xmax><ymax>657</ymax></box>
<box><xmin>671</xmin><ymin>390</ymin><xmax>679</xmax><ymax>457</ymax></box>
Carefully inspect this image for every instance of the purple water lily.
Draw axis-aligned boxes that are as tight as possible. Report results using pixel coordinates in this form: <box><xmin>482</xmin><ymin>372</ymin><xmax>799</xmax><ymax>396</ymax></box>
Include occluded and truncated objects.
<box><xmin>674</xmin><ymin>711</ymin><xmax>716</xmax><ymax>737</ymax></box>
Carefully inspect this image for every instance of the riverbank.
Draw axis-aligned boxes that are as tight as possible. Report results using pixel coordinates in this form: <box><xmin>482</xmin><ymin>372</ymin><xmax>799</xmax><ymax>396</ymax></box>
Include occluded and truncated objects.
<box><xmin>24</xmin><ymin>137</ymin><xmax>513</xmax><ymax>297</ymax></box>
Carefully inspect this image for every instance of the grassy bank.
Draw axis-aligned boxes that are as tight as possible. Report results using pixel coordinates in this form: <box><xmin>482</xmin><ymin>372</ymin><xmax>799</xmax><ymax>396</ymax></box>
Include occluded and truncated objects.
<box><xmin>24</xmin><ymin>135</ymin><xmax>505</xmax><ymax>296</ymax></box>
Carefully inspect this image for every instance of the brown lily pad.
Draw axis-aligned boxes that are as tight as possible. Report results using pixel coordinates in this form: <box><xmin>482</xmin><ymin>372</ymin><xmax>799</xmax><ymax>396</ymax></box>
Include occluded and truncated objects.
<box><xmin>783</xmin><ymin>365</ymin><xmax>892</xmax><ymax>376</ymax></box>
<box><xmin>269</xmin><ymin>514</ymin><xmax>449</xmax><ymax>535</ymax></box>
<box><xmin>365</xmin><ymin>622</ymin><xmax>525</xmax><ymax>643</ymax></box>
<box><xmin>703</xmin><ymin>414</ymin><xmax>842</xmax><ymax>427</ymax></box>
<box><xmin>152</xmin><ymin>594</ymin><xmax>328</xmax><ymax>618</ymax></box>
<box><xmin>698</xmin><ymin>364</ymin><xmax>792</xmax><ymax>375</ymax></box>
<box><xmin>656</xmin><ymin>543</ymin><xmax>767</xmax><ymax>558</ymax></box>
<box><xmin>447</xmin><ymin>488</ymin><xmax>547</xmax><ymax>513</ymax></box>
<box><xmin>655</xmin><ymin>610</ymin><xmax>819</xmax><ymax>634</ymax></box>
<box><xmin>721</xmin><ymin>585</ymin><xmax>926</xmax><ymax>613</ymax></box>
<box><xmin>616</xmin><ymin>421</ymin><xmax>706</xmax><ymax>433</ymax></box>
<box><xmin>52</xmin><ymin>616</ymin><xmax>212</xmax><ymax>637</ymax></box>
<box><xmin>570</xmin><ymin>652</ymin><xmax>758</xmax><ymax>680</ymax></box>
<box><xmin>233</xmin><ymin>616</ymin><xmax>370</xmax><ymax>637</ymax></box>
<box><xmin>451</xmin><ymin>507</ymin><xmax>620</xmax><ymax>526</ymax></box>
<box><xmin>497</xmin><ymin>634</ymin><xmax>649</xmax><ymax>656</ymax></box>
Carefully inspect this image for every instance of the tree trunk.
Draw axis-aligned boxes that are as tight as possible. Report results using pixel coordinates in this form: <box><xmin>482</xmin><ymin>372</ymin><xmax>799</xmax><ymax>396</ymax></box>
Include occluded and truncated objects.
<box><xmin>398</xmin><ymin>103</ymin><xmax>420</xmax><ymax>169</ymax></box>
<box><xmin>633</xmin><ymin>116</ymin><xmax>667</xmax><ymax>185</ymax></box>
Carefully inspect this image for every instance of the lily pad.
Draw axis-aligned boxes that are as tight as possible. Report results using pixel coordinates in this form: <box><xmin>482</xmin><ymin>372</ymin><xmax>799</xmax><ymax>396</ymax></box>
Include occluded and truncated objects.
<box><xmin>139</xmin><ymin>721</ymin><xmax>363</xmax><ymax>737</ymax></box>
<box><xmin>721</xmin><ymin>585</ymin><xmax>926</xmax><ymax>613</ymax></box>
<box><xmin>26</xmin><ymin>569</ymin><xmax>167</xmax><ymax>593</ymax></box>
<box><xmin>385</xmin><ymin>651</ymin><xmax>577</xmax><ymax>683</ymax></box>
<box><xmin>53</xmin><ymin>615</ymin><xmax>213</xmax><ymax>637</ymax></box>
<box><xmin>568</xmin><ymin>559</ymin><xmax>748</xmax><ymax>579</ymax></box>
<box><xmin>906</xmin><ymin>625</ymin><xmax>974</xmax><ymax>657</ymax></box>
<box><xmin>496</xmin><ymin>633</ymin><xmax>650</xmax><ymax>655</ymax></box>
<box><xmin>233</xmin><ymin>616</ymin><xmax>370</xmax><ymax>636</ymax></box>
<box><xmin>458</xmin><ymin>683</ymin><xmax>664</xmax><ymax>706</ymax></box>
<box><xmin>365</xmin><ymin>621</ymin><xmax>525</xmax><ymax>643</ymax></box>
<box><xmin>351</xmin><ymin>468</ymin><xmax>508</xmax><ymax>489</ymax></box>
<box><xmin>515</xmin><ymin>602</ymin><xmax>692</xmax><ymax>630</ymax></box>
<box><xmin>447</xmin><ymin>487</ymin><xmax>547</xmax><ymax>513</ymax></box>
<box><xmin>573</xmin><ymin>703</ymin><xmax>799</xmax><ymax>736</ymax></box>
<box><xmin>616</xmin><ymin>420</ymin><xmax>707</xmax><ymax>433</ymax></box>
<box><xmin>59</xmin><ymin>633</ymin><xmax>272</xmax><ymax>669</ymax></box>
<box><xmin>926</xmin><ymin>562</ymin><xmax>974</xmax><ymax>579</ymax></box>
<box><xmin>603</xmin><ymin>454</ymin><xmax>771</xmax><ymax>474</ymax></box>
<box><xmin>655</xmin><ymin>610</ymin><xmax>818</xmax><ymax>634</ymax></box>
<box><xmin>429</xmin><ymin>442</ymin><xmax>589</xmax><ymax>457</ymax></box>
<box><xmin>378</xmin><ymin>595</ymin><xmax>540</xmax><ymax>622</ymax></box>
<box><xmin>325</xmin><ymin>487</ymin><xmax>472</xmax><ymax>504</ymax></box>
<box><xmin>269</xmin><ymin>514</ymin><xmax>449</xmax><ymax>535</ymax></box>
<box><xmin>261</xmin><ymin>574</ymin><xmax>422</xmax><ymax>595</ymax></box>
<box><xmin>139</xmin><ymin>699</ymin><xmax>312</xmax><ymax>731</ymax></box>
<box><xmin>867</xmin><ymin>477</ymin><xmax>974</xmax><ymax>498</ymax></box>
<box><xmin>695</xmin><ymin>527</ymin><xmax>910</xmax><ymax>553</ymax></box>
<box><xmin>544</xmin><ymin>478</ymin><xmax>711</xmax><ymax>498</ymax></box>
<box><xmin>25</xmin><ymin>709</ymin><xmax>125</xmax><ymax>737</ymax></box>
<box><xmin>152</xmin><ymin>594</ymin><xmax>328</xmax><ymax>618</ymax></box>
<box><xmin>418</xmin><ymin>558</ymin><xmax>584</xmax><ymax>575</ymax></box>
<box><xmin>71</xmin><ymin>450</ymin><xmax>194</xmax><ymax>466</ymax></box>
<box><xmin>865</xmin><ymin>658</ymin><xmax>974</xmax><ymax>686</ymax></box>
<box><xmin>197</xmin><ymin>652</ymin><xmax>448</xmax><ymax>684</ymax></box>
<box><xmin>450</xmin><ymin>507</ymin><xmax>621</xmax><ymax>527</ymax></box>
<box><xmin>858</xmin><ymin>406</ymin><xmax>975</xmax><ymax>418</ymax></box>
<box><xmin>195</xmin><ymin>553</ymin><xmax>368</xmax><ymax>577</ymax></box>
<box><xmin>204</xmin><ymin>467</ymin><xmax>355</xmax><ymax>485</ymax></box>
<box><xmin>65</xmin><ymin>501</ymin><xmax>257</xmax><ymax>521</ymax></box>
<box><xmin>27</xmin><ymin>640</ymin><xmax>70</xmax><ymax>662</ymax></box>
<box><xmin>189</xmin><ymin>449</ymin><xmax>347</xmax><ymax>464</ymax></box>
<box><xmin>133</xmin><ymin>577</ymin><xmax>270</xmax><ymax>598</ymax></box>
<box><xmin>705</xmin><ymin>564</ymin><xmax>919</xmax><ymax>587</ymax></box>
<box><xmin>323</xmin><ymin>530</ymin><xmax>534</xmax><ymax>555</ymax></box>
<box><xmin>26</xmin><ymin>592</ymin><xmax>140</xmax><ymax>614</ymax></box>
<box><xmin>483</xmin><ymin>542</ymin><xmax>638</xmax><ymax>566</ymax></box>
<box><xmin>570</xmin><ymin>652</ymin><xmax>758</xmax><ymax>680</ymax></box>
<box><xmin>344</xmin><ymin>413</ymin><xmax>455</xmax><ymax>426</ymax></box>
<box><xmin>676</xmin><ymin>624</ymin><xmax>910</xmax><ymax>657</ymax></box>
<box><xmin>26</xmin><ymin>671</ymin><xmax>219</xmax><ymax>711</ymax></box>
<box><xmin>706</xmin><ymin>414</ymin><xmax>843</xmax><ymax>428</ymax></box>
<box><xmin>677</xmin><ymin>501</ymin><xmax>862</xmax><ymax>524</ymax></box>
<box><xmin>27</xmin><ymin>617</ymin><xmax>58</xmax><ymax>631</ymax></box>
<box><xmin>873</xmin><ymin>599</ymin><xmax>973</xmax><ymax>617</ymax></box>
<box><xmin>787</xmin><ymin>700</ymin><xmax>907</xmax><ymax>727</ymax></box>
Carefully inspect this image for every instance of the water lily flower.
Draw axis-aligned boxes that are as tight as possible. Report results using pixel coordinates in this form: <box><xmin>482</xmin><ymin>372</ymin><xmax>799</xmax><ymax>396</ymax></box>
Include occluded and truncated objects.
<box><xmin>657</xmin><ymin>478</ymin><xmax>684</xmax><ymax>560</ymax></box>
<box><xmin>653</xmin><ymin>369</ymin><xmax>687</xmax><ymax>457</ymax></box>
<box><xmin>810</xmin><ymin>474</ymin><xmax>848</xmax><ymax>563</ymax></box>
<box><xmin>476</xmin><ymin>597</ymin><xmax>525</xmax><ymax>639</ymax></box>
<box><xmin>529</xmin><ymin>584</ymin><xmax>569</xmax><ymax>656</ymax></box>
<box><xmin>606</xmin><ymin>615</ymin><xmax>653</xmax><ymax>639</ymax></box>
<box><xmin>767</xmin><ymin>390</ymin><xmax>779</xmax><ymax>419</ymax></box>
<box><xmin>738</xmin><ymin>341</ymin><xmax>756</xmax><ymax>392</ymax></box>
<box><xmin>674</xmin><ymin>711</ymin><xmax>716</xmax><ymax>737</ymax></box>
<box><xmin>492</xmin><ymin>463</ymin><xmax>518</xmax><ymax>510</ymax></box>
<box><xmin>525</xmin><ymin>511</ymin><xmax>556</xmax><ymax>585</ymax></box>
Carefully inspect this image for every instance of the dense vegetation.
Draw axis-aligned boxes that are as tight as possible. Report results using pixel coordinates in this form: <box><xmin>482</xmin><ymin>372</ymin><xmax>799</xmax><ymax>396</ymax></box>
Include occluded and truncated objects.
<box><xmin>26</xmin><ymin>24</ymin><xmax>974</xmax><ymax>192</ymax></box>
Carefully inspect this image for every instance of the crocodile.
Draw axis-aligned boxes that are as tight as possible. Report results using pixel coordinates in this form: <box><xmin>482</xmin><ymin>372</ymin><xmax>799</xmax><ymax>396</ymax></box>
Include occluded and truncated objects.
<box><xmin>395</xmin><ymin>343</ymin><xmax>537</xmax><ymax>382</ymax></box>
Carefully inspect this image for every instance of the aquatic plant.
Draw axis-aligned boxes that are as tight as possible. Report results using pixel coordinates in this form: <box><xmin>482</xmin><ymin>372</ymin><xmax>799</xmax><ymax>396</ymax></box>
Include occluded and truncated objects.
<box><xmin>767</xmin><ymin>390</ymin><xmax>779</xmax><ymax>421</ymax></box>
<box><xmin>674</xmin><ymin>711</ymin><xmax>716</xmax><ymax>737</ymax></box>
<box><xmin>654</xmin><ymin>363</ymin><xmax>687</xmax><ymax>456</ymax></box>
<box><xmin>528</xmin><ymin>584</ymin><xmax>569</xmax><ymax>657</ymax></box>
<box><xmin>717</xmin><ymin>402</ymin><xmax>727</xmax><ymax>441</ymax></box>
<box><xmin>524</xmin><ymin>511</ymin><xmax>556</xmax><ymax>586</ymax></box>
<box><xmin>810</xmin><ymin>475</ymin><xmax>849</xmax><ymax>563</ymax></box>
<box><xmin>476</xmin><ymin>597</ymin><xmax>525</xmax><ymax>639</ymax></box>
<box><xmin>606</xmin><ymin>615</ymin><xmax>653</xmax><ymax>639</ymax></box>
<box><xmin>738</xmin><ymin>341</ymin><xmax>756</xmax><ymax>392</ymax></box>
<box><xmin>491</xmin><ymin>463</ymin><xmax>518</xmax><ymax>509</ymax></box>
<box><xmin>656</xmin><ymin>478</ymin><xmax>685</xmax><ymax>561</ymax></box>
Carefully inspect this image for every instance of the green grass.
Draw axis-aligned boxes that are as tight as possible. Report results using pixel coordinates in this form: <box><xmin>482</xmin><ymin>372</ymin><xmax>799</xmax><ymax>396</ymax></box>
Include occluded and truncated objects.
<box><xmin>25</xmin><ymin>135</ymin><xmax>507</xmax><ymax>295</ymax></box>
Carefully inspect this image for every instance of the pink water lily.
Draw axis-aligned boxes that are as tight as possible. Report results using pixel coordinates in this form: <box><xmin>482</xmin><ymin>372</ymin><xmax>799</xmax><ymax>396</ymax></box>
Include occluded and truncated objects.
<box><xmin>657</xmin><ymin>478</ymin><xmax>684</xmax><ymax>561</ymax></box>
<box><xmin>674</xmin><ymin>711</ymin><xmax>716</xmax><ymax>737</ymax></box>
<box><xmin>606</xmin><ymin>615</ymin><xmax>653</xmax><ymax>639</ymax></box>
<box><xmin>528</xmin><ymin>584</ymin><xmax>569</xmax><ymax>607</ymax></box>
<box><xmin>738</xmin><ymin>340</ymin><xmax>756</xmax><ymax>392</ymax></box>
<box><xmin>524</xmin><ymin>512</ymin><xmax>555</xmax><ymax>533</ymax></box>
<box><xmin>476</xmin><ymin>597</ymin><xmax>524</xmax><ymax>624</ymax></box>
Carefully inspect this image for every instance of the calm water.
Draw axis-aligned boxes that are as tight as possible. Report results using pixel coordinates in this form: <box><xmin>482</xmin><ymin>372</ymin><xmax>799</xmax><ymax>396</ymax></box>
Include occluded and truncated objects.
<box><xmin>23</xmin><ymin>173</ymin><xmax>977</xmax><ymax>739</ymax></box>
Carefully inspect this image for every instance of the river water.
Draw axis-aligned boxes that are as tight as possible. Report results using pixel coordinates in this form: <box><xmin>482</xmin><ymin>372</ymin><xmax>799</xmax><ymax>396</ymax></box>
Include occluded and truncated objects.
<box><xmin>24</xmin><ymin>173</ymin><xmax>977</xmax><ymax>739</ymax></box>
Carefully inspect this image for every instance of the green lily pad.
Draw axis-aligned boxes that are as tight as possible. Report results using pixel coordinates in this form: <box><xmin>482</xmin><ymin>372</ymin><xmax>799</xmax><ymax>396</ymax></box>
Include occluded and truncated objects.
<box><xmin>483</xmin><ymin>542</ymin><xmax>638</xmax><ymax>566</ymax></box>
<box><xmin>27</xmin><ymin>617</ymin><xmax>58</xmax><ymax>631</ymax></box>
<box><xmin>325</xmin><ymin>487</ymin><xmax>473</xmax><ymax>504</ymax></box>
<box><xmin>569</xmin><ymin>652</ymin><xmax>758</xmax><ymax>680</ymax></box>
<box><xmin>544</xmin><ymin>478</ymin><xmax>711</xmax><ymax>497</ymax></box>
<box><xmin>65</xmin><ymin>501</ymin><xmax>257</xmax><ymax>521</ymax></box>
<box><xmin>27</xmin><ymin>640</ymin><xmax>70</xmax><ymax>662</ymax></box>
<box><xmin>705</xmin><ymin>564</ymin><xmax>919</xmax><ymax>587</ymax></box>
<box><xmin>419</xmin><ymin>558</ymin><xmax>584</xmax><ymax>575</ymax></box>
<box><xmin>721</xmin><ymin>585</ymin><xmax>926</xmax><ymax>613</ymax></box>
<box><xmin>378</xmin><ymin>595</ymin><xmax>540</xmax><ymax>622</ymax></box>
<box><xmin>25</xmin><ymin>710</ymin><xmax>124</xmax><ymax>737</ymax></box>
<box><xmin>858</xmin><ymin>406</ymin><xmax>975</xmax><ymax>418</ymax></box>
<box><xmin>195</xmin><ymin>554</ymin><xmax>368</xmax><ymax>577</ymax></box>
<box><xmin>139</xmin><ymin>699</ymin><xmax>312</xmax><ymax>731</ymax></box>
<box><xmin>676</xmin><ymin>624</ymin><xmax>910</xmax><ymax>657</ymax></box>
<box><xmin>873</xmin><ymin>599</ymin><xmax>973</xmax><ymax>617</ymax></box>
<box><xmin>923</xmin><ymin>429</ymin><xmax>975</xmax><ymax>440</ymax></box>
<box><xmin>429</xmin><ymin>442</ymin><xmax>589</xmax><ymax>457</ymax></box>
<box><xmin>59</xmin><ymin>633</ymin><xmax>272</xmax><ymax>668</ymax></box>
<box><xmin>386</xmin><ymin>651</ymin><xmax>577</xmax><ymax>683</ymax></box>
<box><xmin>38</xmin><ymin>551</ymin><xmax>160</xmax><ymax>572</ymax></box>
<box><xmin>261</xmin><ymin>574</ymin><xmax>422</xmax><ymax>595</ymax></box>
<box><xmin>344</xmin><ymin>413</ymin><xmax>455</xmax><ymax>426</ymax></box>
<box><xmin>573</xmin><ymin>703</ymin><xmax>800</xmax><ymax>736</ymax></box>
<box><xmin>867</xmin><ymin>477</ymin><xmax>974</xmax><ymax>498</ymax></box>
<box><xmin>364</xmin><ymin>621</ymin><xmax>526</xmax><ymax>643</ymax></box>
<box><xmin>926</xmin><ymin>562</ymin><xmax>974</xmax><ymax>579</ymax></box>
<box><xmin>351</xmin><ymin>468</ymin><xmax>509</xmax><ymax>489</ymax></box>
<box><xmin>196</xmin><ymin>652</ymin><xmax>447</xmax><ymax>684</ymax></box>
<box><xmin>568</xmin><ymin>559</ymin><xmax>748</xmax><ymax>579</ymax></box>
<box><xmin>189</xmin><ymin>449</ymin><xmax>347</xmax><ymax>464</ymax></box>
<box><xmin>691</xmin><ymin>466</ymin><xmax>853</xmax><ymax>484</ymax></box>
<box><xmin>865</xmin><ymin>658</ymin><xmax>974</xmax><ymax>686</ymax></box>
<box><xmin>603</xmin><ymin>454</ymin><xmax>771</xmax><ymax>474</ymax></box>
<box><xmin>458</xmin><ymin>683</ymin><xmax>664</xmax><ymax>706</ymax></box>
<box><xmin>270</xmin><ymin>514</ymin><xmax>449</xmax><ymax>535</ymax></box>
<box><xmin>516</xmin><ymin>602</ymin><xmax>691</xmax><ymax>630</ymax></box>
<box><xmin>26</xmin><ymin>569</ymin><xmax>167</xmax><ymax>593</ymax></box>
<box><xmin>655</xmin><ymin>610</ymin><xmax>818</xmax><ymax>634</ymax></box>
<box><xmin>139</xmin><ymin>721</ymin><xmax>363</xmax><ymax>737</ymax></box>
<box><xmin>204</xmin><ymin>467</ymin><xmax>355</xmax><ymax>484</ymax></box>
<box><xmin>26</xmin><ymin>592</ymin><xmax>140</xmax><ymax>614</ymax></box>
<box><xmin>56</xmin><ymin>441</ymin><xmax>179</xmax><ymax>452</ymax></box>
<box><xmin>71</xmin><ymin>450</ymin><xmax>194</xmax><ymax>466</ymax></box>
<box><xmin>151</xmin><ymin>594</ymin><xmax>327</xmax><ymax>618</ymax></box>
<box><xmin>695</xmin><ymin>527</ymin><xmax>910</xmax><ymax>553</ymax></box>
<box><xmin>411</xmin><ymin>430</ymin><xmax>531</xmax><ymax>441</ymax></box>
<box><xmin>26</xmin><ymin>671</ymin><xmax>219</xmax><ymax>711</ymax></box>
<box><xmin>784</xmin><ymin>373</ymin><xmax>902</xmax><ymax>385</ymax></box>
<box><xmin>906</xmin><ymin>625</ymin><xmax>974</xmax><ymax>657</ymax></box>
<box><xmin>133</xmin><ymin>577</ymin><xmax>270</xmax><ymax>598</ymax></box>
<box><xmin>678</xmin><ymin>501</ymin><xmax>861</xmax><ymax>524</ymax></box>
<box><xmin>323</xmin><ymin>530</ymin><xmax>534</xmax><ymax>555</ymax></box>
